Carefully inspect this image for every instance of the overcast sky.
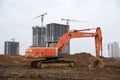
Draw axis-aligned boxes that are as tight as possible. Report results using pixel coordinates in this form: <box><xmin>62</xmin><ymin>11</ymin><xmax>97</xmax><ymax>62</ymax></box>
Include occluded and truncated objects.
<box><xmin>0</xmin><ymin>0</ymin><xmax>120</xmax><ymax>56</ymax></box>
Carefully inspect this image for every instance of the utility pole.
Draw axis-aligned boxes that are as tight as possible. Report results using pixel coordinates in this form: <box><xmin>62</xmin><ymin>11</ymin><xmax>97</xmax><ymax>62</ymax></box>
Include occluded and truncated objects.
<box><xmin>34</xmin><ymin>13</ymin><xmax>47</xmax><ymax>27</ymax></box>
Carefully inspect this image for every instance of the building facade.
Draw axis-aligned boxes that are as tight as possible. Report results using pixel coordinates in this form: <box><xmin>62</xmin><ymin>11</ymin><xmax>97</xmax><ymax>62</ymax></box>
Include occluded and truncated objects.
<box><xmin>108</xmin><ymin>42</ymin><xmax>120</xmax><ymax>58</ymax></box>
<box><xmin>32</xmin><ymin>26</ymin><xmax>46</xmax><ymax>47</ymax></box>
<box><xmin>46</xmin><ymin>23</ymin><xmax>70</xmax><ymax>53</ymax></box>
<box><xmin>4</xmin><ymin>41</ymin><xmax>19</xmax><ymax>55</ymax></box>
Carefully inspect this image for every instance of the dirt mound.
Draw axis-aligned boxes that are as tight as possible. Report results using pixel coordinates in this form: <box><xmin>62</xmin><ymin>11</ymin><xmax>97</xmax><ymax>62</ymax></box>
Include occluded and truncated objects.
<box><xmin>0</xmin><ymin>52</ymin><xmax>120</xmax><ymax>80</ymax></box>
<box><xmin>0</xmin><ymin>55</ymin><xmax>29</xmax><ymax>64</ymax></box>
<box><xmin>64</xmin><ymin>52</ymin><xmax>96</xmax><ymax>67</ymax></box>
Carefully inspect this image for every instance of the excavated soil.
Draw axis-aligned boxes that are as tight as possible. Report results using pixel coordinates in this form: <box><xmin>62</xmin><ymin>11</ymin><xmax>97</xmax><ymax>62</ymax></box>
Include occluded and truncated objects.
<box><xmin>0</xmin><ymin>52</ymin><xmax>120</xmax><ymax>80</ymax></box>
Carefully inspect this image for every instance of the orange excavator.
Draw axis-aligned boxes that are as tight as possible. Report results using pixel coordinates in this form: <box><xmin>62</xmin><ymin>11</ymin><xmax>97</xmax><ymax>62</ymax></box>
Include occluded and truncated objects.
<box><xmin>25</xmin><ymin>27</ymin><xmax>102</xmax><ymax>68</ymax></box>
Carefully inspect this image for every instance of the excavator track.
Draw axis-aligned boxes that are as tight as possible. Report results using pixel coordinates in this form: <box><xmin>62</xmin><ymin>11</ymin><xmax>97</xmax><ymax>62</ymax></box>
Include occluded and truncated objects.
<box><xmin>31</xmin><ymin>60</ymin><xmax>75</xmax><ymax>68</ymax></box>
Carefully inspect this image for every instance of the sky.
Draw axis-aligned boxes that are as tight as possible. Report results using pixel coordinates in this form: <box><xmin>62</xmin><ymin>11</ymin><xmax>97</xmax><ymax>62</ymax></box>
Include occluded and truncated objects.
<box><xmin>0</xmin><ymin>0</ymin><xmax>120</xmax><ymax>57</ymax></box>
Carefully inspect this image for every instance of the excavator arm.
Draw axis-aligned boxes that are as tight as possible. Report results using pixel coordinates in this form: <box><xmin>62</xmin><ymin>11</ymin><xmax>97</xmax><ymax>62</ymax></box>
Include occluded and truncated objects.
<box><xmin>55</xmin><ymin>27</ymin><xmax>102</xmax><ymax>57</ymax></box>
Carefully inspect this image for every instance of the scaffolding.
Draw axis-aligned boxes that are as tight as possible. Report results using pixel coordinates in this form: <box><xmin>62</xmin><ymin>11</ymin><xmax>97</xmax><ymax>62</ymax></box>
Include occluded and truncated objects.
<box><xmin>32</xmin><ymin>26</ymin><xmax>46</xmax><ymax>47</ymax></box>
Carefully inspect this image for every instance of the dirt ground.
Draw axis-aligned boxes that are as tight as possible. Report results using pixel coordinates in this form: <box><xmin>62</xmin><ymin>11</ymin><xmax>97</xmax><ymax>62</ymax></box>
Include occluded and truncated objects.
<box><xmin>0</xmin><ymin>52</ymin><xmax>120</xmax><ymax>80</ymax></box>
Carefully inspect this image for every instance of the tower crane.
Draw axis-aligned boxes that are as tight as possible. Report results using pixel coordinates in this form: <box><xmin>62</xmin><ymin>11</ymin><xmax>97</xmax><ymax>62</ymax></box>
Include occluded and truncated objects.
<box><xmin>61</xmin><ymin>18</ymin><xmax>86</xmax><ymax>25</ymax></box>
<box><xmin>34</xmin><ymin>13</ymin><xmax>47</xmax><ymax>27</ymax></box>
<box><xmin>11</xmin><ymin>38</ymin><xmax>15</xmax><ymax>42</ymax></box>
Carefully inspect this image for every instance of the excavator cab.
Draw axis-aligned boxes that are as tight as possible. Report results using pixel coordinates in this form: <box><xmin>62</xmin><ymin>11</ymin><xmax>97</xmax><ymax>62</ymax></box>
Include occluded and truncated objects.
<box><xmin>47</xmin><ymin>42</ymin><xmax>57</xmax><ymax>47</ymax></box>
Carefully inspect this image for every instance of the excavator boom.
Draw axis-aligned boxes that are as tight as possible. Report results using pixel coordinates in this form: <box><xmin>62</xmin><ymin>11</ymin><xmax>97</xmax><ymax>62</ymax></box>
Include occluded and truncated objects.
<box><xmin>55</xmin><ymin>27</ymin><xmax>102</xmax><ymax>57</ymax></box>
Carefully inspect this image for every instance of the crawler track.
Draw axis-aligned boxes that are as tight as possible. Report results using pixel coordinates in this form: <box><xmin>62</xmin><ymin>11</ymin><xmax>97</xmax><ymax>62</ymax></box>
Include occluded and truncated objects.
<box><xmin>31</xmin><ymin>59</ymin><xmax>75</xmax><ymax>68</ymax></box>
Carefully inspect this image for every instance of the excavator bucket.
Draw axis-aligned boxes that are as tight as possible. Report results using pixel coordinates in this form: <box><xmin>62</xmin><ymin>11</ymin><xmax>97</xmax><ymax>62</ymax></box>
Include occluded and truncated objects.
<box><xmin>89</xmin><ymin>56</ymin><xmax>105</xmax><ymax>69</ymax></box>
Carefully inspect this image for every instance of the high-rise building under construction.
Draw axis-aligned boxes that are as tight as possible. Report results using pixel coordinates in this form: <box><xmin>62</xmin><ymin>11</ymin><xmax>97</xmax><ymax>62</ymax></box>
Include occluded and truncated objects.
<box><xmin>46</xmin><ymin>23</ymin><xmax>70</xmax><ymax>53</ymax></box>
<box><xmin>32</xmin><ymin>26</ymin><xmax>46</xmax><ymax>47</ymax></box>
<box><xmin>108</xmin><ymin>42</ymin><xmax>120</xmax><ymax>58</ymax></box>
<box><xmin>4</xmin><ymin>41</ymin><xmax>19</xmax><ymax>55</ymax></box>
